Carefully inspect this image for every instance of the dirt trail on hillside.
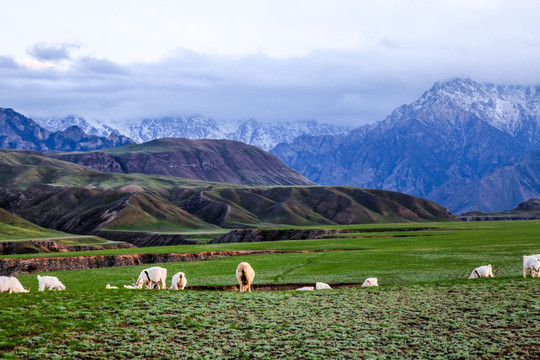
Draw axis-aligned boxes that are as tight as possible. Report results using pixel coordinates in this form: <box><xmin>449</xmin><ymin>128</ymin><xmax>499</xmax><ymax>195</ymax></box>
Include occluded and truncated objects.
<box><xmin>0</xmin><ymin>249</ymin><xmax>361</xmax><ymax>276</ymax></box>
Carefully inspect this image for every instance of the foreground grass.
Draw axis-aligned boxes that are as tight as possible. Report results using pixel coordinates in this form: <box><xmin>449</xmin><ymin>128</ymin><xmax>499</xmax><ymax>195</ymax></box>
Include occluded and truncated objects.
<box><xmin>1</xmin><ymin>220</ymin><xmax>540</xmax><ymax>358</ymax></box>
<box><xmin>0</xmin><ymin>280</ymin><xmax>538</xmax><ymax>359</ymax></box>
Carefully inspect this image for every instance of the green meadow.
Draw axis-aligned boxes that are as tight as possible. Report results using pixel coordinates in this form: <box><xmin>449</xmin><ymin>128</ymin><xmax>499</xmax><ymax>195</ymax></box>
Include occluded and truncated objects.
<box><xmin>1</xmin><ymin>220</ymin><xmax>540</xmax><ymax>358</ymax></box>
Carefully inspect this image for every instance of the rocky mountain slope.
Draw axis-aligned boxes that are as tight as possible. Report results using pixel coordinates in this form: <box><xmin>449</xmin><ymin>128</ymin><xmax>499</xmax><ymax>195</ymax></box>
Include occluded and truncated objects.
<box><xmin>0</xmin><ymin>150</ymin><xmax>455</xmax><ymax>242</ymax></box>
<box><xmin>271</xmin><ymin>79</ymin><xmax>540</xmax><ymax>213</ymax></box>
<box><xmin>34</xmin><ymin>115</ymin><xmax>350</xmax><ymax>151</ymax></box>
<box><xmin>0</xmin><ymin>108</ymin><xmax>133</xmax><ymax>152</ymax></box>
<box><xmin>49</xmin><ymin>137</ymin><xmax>314</xmax><ymax>186</ymax></box>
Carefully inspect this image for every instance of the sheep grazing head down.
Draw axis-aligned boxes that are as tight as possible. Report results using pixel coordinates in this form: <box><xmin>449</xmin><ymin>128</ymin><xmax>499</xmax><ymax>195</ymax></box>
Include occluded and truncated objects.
<box><xmin>0</xmin><ymin>276</ymin><xmax>29</xmax><ymax>294</ymax></box>
<box><xmin>134</xmin><ymin>266</ymin><xmax>168</xmax><ymax>289</ymax></box>
<box><xmin>236</xmin><ymin>262</ymin><xmax>255</xmax><ymax>293</ymax></box>
<box><xmin>523</xmin><ymin>255</ymin><xmax>540</xmax><ymax>278</ymax></box>
<box><xmin>468</xmin><ymin>265</ymin><xmax>494</xmax><ymax>279</ymax></box>
<box><xmin>37</xmin><ymin>275</ymin><xmax>65</xmax><ymax>291</ymax></box>
<box><xmin>170</xmin><ymin>272</ymin><xmax>187</xmax><ymax>290</ymax></box>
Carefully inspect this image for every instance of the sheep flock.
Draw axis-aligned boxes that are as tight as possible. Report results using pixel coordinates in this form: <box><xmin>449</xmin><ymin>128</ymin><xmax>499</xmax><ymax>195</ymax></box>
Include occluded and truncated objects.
<box><xmin>1</xmin><ymin>256</ymin><xmax>539</xmax><ymax>295</ymax></box>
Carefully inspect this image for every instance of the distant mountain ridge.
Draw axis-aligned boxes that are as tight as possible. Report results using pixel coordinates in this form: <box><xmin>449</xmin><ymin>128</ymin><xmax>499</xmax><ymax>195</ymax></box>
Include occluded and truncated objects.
<box><xmin>34</xmin><ymin>115</ymin><xmax>351</xmax><ymax>151</ymax></box>
<box><xmin>460</xmin><ymin>198</ymin><xmax>540</xmax><ymax>221</ymax></box>
<box><xmin>0</xmin><ymin>108</ymin><xmax>133</xmax><ymax>152</ymax></box>
<box><xmin>271</xmin><ymin>78</ymin><xmax>540</xmax><ymax>214</ymax></box>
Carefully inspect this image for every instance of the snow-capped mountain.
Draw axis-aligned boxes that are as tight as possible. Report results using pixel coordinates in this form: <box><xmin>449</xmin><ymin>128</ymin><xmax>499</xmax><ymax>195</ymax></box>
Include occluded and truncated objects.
<box><xmin>35</xmin><ymin>115</ymin><xmax>118</xmax><ymax>138</ymax></box>
<box><xmin>369</xmin><ymin>78</ymin><xmax>540</xmax><ymax>139</ymax></box>
<box><xmin>34</xmin><ymin>116</ymin><xmax>350</xmax><ymax>151</ymax></box>
<box><xmin>0</xmin><ymin>108</ymin><xmax>133</xmax><ymax>152</ymax></box>
<box><xmin>271</xmin><ymin>78</ymin><xmax>540</xmax><ymax>213</ymax></box>
<box><xmin>401</xmin><ymin>78</ymin><xmax>540</xmax><ymax>144</ymax></box>
<box><xmin>232</xmin><ymin>119</ymin><xmax>350</xmax><ymax>151</ymax></box>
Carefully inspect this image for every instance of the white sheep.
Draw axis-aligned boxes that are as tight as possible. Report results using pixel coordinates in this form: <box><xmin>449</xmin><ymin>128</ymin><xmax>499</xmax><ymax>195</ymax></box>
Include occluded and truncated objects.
<box><xmin>169</xmin><ymin>272</ymin><xmax>187</xmax><ymax>290</ymax></box>
<box><xmin>362</xmin><ymin>277</ymin><xmax>379</xmax><ymax>287</ymax></box>
<box><xmin>37</xmin><ymin>275</ymin><xmax>66</xmax><ymax>291</ymax></box>
<box><xmin>134</xmin><ymin>266</ymin><xmax>167</xmax><ymax>289</ymax></box>
<box><xmin>523</xmin><ymin>255</ymin><xmax>540</xmax><ymax>278</ymax></box>
<box><xmin>0</xmin><ymin>276</ymin><xmax>29</xmax><ymax>294</ymax></box>
<box><xmin>236</xmin><ymin>262</ymin><xmax>255</xmax><ymax>293</ymax></box>
<box><xmin>468</xmin><ymin>265</ymin><xmax>494</xmax><ymax>279</ymax></box>
<box><xmin>315</xmin><ymin>282</ymin><xmax>332</xmax><ymax>290</ymax></box>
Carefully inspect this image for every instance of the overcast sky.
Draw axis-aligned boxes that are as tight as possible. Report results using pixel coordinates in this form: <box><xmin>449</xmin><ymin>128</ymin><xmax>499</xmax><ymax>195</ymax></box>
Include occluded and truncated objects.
<box><xmin>1</xmin><ymin>0</ymin><xmax>540</xmax><ymax>126</ymax></box>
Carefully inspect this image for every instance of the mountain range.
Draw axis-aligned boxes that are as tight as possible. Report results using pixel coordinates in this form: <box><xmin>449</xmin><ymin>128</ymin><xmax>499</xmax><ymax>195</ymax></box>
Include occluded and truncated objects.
<box><xmin>5</xmin><ymin>78</ymin><xmax>540</xmax><ymax>214</ymax></box>
<box><xmin>34</xmin><ymin>115</ymin><xmax>350</xmax><ymax>151</ymax></box>
<box><xmin>271</xmin><ymin>78</ymin><xmax>540</xmax><ymax>214</ymax></box>
<box><xmin>0</xmin><ymin>108</ymin><xmax>133</xmax><ymax>152</ymax></box>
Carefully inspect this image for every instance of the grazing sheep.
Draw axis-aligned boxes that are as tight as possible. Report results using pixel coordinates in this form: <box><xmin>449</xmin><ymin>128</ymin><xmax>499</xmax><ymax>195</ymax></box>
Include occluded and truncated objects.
<box><xmin>0</xmin><ymin>276</ymin><xmax>29</xmax><ymax>294</ymax></box>
<box><xmin>362</xmin><ymin>278</ymin><xmax>379</xmax><ymax>287</ymax></box>
<box><xmin>468</xmin><ymin>265</ymin><xmax>494</xmax><ymax>279</ymax></box>
<box><xmin>135</xmin><ymin>266</ymin><xmax>167</xmax><ymax>289</ymax></box>
<box><xmin>523</xmin><ymin>255</ymin><xmax>540</xmax><ymax>278</ymax></box>
<box><xmin>105</xmin><ymin>284</ymin><xmax>119</xmax><ymax>289</ymax></box>
<box><xmin>37</xmin><ymin>275</ymin><xmax>65</xmax><ymax>291</ymax></box>
<box><xmin>315</xmin><ymin>282</ymin><xmax>332</xmax><ymax>290</ymax></box>
<box><xmin>296</xmin><ymin>286</ymin><xmax>314</xmax><ymax>291</ymax></box>
<box><xmin>236</xmin><ymin>262</ymin><xmax>255</xmax><ymax>293</ymax></box>
<box><xmin>169</xmin><ymin>272</ymin><xmax>187</xmax><ymax>290</ymax></box>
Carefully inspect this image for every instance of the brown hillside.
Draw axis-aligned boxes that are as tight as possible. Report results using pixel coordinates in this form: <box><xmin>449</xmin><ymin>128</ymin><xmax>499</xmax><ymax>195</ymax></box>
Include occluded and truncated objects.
<box><xmin>50</xmin><ymin>138</ymin><xmax>314</xmax><ymax>186</ymax></box>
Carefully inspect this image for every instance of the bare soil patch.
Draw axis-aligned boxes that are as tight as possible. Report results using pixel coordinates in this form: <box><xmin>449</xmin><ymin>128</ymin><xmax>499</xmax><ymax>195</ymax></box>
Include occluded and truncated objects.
<box><xmin>186</xmin><ymin>281</ymin><xmax>366</xmax><ymax>291</ymax></box>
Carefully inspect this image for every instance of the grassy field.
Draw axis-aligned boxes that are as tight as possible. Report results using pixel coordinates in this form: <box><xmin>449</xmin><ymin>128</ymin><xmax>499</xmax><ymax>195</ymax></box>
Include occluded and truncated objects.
<box><xmin>1</xmin><ymin>220</ymin><xmax>540</xmax><ymax>358</ymax></box>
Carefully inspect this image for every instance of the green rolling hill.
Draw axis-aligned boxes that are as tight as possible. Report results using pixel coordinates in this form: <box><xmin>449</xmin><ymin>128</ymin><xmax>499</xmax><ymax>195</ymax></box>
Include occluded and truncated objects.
<box><xmin>0</xmin><ymin>149</ymin><xmax>456</xmax><ymax>245</ymax></box>
<box><xmin>0</xmin><ymin>207</ymin><xmax>63</xmax><ymax>240</ymax></box>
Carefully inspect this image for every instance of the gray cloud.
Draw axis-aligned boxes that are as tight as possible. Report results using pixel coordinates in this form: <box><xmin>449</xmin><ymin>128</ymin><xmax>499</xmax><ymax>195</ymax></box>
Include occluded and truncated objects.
<box><xmin>0</xmin><ymin>55</ymin><xmax>18</xmax><ymax>69</ymax></box>
<box><xmin>76</xmin><ymin>56</ymin><xmax>128</xmax><ymax>75</ymax></box>
<box><xmin>27</xmin><ymin>43</ymin><xmax>79</xmax><ymax>62</ymax></box>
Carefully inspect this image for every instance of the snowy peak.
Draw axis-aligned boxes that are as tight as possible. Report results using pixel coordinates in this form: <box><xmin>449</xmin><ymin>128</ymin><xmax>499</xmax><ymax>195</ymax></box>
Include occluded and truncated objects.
<box><xmin>406</xmin><ymin>78</ymin><xmax>540</xmax><ymax>135</ymax></box>
<box><xmin>125</xmin><ymin>116</ymin><xmax>224</xmax><ymax>143</ymax></box>
<box><xmin>232</xmin><ymin>119</ymin><xmax>349</xmax><ymax>151</ymax></box>
<box><xmin>36</xmin><ymin>115</ymin><xmax>118</xmax><ymax>138</ymax></box>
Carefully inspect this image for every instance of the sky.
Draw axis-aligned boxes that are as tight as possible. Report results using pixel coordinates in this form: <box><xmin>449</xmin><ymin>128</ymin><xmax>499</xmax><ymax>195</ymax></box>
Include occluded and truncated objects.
<box><xmin>1</xmin><ymin>0</ymin><xmax>540</xmax><ymax>126</ymax></box>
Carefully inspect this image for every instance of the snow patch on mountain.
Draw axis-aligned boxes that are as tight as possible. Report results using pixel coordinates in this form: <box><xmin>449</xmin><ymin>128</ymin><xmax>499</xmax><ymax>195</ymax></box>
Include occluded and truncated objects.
<box><xmin>35</xmin><ymin>115</ymin><xmax>118</xmax><ymax>138</ymax></box>
<box><xmin>33</xmin><ymin>115</ymin><xmax>350</xmax><ymax>151</ymax></box>
<box><xmin>415</xmin><ymin>78</ymin><xmax>540</xmax><ymax>136</ymax></box>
